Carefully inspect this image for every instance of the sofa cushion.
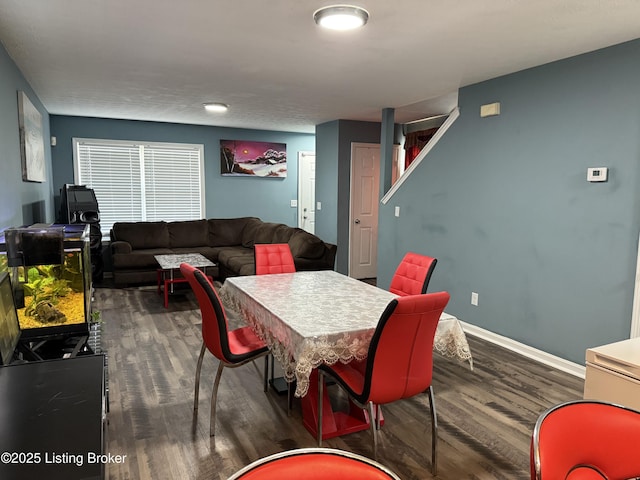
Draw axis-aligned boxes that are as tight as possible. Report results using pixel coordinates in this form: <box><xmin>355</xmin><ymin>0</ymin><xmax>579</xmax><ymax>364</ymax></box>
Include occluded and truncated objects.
<box><xmin>217</xmin><ymin>246</ymin><xmax>254</xmax><ymax>265</ymax></box>
<box><xmin>169</xmin><ymin>220</ymin><xmax>209</xmax><ymax>248</ymax></box>
<box><xmin>225</xmin><ymin>254</ymin><xmax>255</xmax><ymax>274</ymax></box>
<box><xmin>273</xmin><ymin>224</ymin><xmax>296</xmax><ymax>243</ymax></box>
<box><xmin>236</xmin><ymin>262</ymin><xmax>256</xmax><ymax>276</ymax></box>
<box><xmin>112</xmin><ymin>248</ymin><xmax>173</xmax><ymax>269</ymax></box>
<box><xmin>209</xmin><ymin>217</ymin><xmax>258</xmax><ymax>247</ymax></box>
<box><xmin>288</xmin><ymin>229</ymin><xmax>325</xmax><ymax>259</ymax></box>
<box><xmin>254</xmin><ymin>222</ymin><xmax>283</xmax><ymax>244</ymax></box>
<box><xmin>112</xmin><ymin>222</ymin><xmax>170</xmax><ymax>250</ymax></box>
<box><xmin>241</xmin><ymin>218</ymin><xmax>263</xmax><ymax>247</ymax></box>
<box><xmin>170</xmin><ymin>246</ymin><xmax>222</xmax><ymax>263</ymax></box>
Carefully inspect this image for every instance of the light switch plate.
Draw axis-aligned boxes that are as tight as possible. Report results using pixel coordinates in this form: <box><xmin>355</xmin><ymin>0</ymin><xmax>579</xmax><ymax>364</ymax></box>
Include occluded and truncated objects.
<box><xmin>394</xmin><ymin>206</ymin><xmax>400</xmax><ymax>217</ymax></box>
<box><xmin>290</xmin><ymin>199</ymin><xmax>298</xmax><ymax>207</ymax></box>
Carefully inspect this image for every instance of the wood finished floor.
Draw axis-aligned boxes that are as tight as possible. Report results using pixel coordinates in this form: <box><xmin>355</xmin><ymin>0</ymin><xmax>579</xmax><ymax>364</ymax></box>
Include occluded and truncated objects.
<box><xmin>96</xmin><ymin>283</ymin><xmax>584</xmax><ymax>480</ymax></box>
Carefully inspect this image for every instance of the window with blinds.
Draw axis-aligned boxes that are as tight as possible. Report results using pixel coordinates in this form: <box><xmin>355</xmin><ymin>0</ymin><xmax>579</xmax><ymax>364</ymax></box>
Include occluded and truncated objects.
<box><xmin>73</xmin><ymin>138</ymin><xmax>205</xmax><ymax>237</ymax></box>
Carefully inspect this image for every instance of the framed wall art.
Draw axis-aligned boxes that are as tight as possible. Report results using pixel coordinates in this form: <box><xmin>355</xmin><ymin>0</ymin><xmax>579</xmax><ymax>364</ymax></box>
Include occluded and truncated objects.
<box><xmin>17</xmin><ymin>91</ymin><xmax>46</xmax><ymax>182</ymax></box>
<box><xmin>220</xmin><ymin>139</ymin><xmax>287</xmax><ymax>178</ymax></box>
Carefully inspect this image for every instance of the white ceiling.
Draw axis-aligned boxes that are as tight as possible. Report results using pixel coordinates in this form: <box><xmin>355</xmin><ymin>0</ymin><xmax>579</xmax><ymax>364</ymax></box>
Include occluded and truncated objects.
<box><xmin>1</xmin><ymin>1</ymin><xmax>639</xmax><ymax>134</ymax></box>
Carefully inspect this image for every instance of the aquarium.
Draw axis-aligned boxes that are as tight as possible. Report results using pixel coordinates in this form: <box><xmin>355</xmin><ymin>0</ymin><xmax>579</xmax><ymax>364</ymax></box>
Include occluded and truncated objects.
<box><xmin>0</xmin><ymin>224</ymin><xmax>92</xmax><ymax>339</ymax></box>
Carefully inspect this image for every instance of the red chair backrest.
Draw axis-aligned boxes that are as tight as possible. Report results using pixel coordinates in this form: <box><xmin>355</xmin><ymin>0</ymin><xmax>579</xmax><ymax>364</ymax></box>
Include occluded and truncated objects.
<box><xmin>531</xmin><ymin>400</ymin><xmax>640</xmax><ymax>480</ymax></box>
<box><xmin>180</xmin><ymin>262</ymin><xmax>234</xmax><ymax>362</ymax></box>
<box><xmin>229</xmin><ymin>448</ymin><xmax>400</xmax><ymax>479</ymax></box>
<box><xmin>255</xmin><ymin>243</ymin><xmax>296</xmax><ymax>275</ymax></box>
<box><xmin>363</xmin><ymin>291</ymin><xmax>450</xmax><ymax>404</ymax></box>
<box><xmin>388</xmin><ymin>252</ymin><xmax>437</xmax><ymax>296</ymax></box>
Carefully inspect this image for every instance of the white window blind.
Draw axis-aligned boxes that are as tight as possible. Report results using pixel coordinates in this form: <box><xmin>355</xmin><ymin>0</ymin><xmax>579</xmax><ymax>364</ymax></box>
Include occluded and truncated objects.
<box><xmin>73</xmin><ymin>138</ymin><xmax>205</xmax><ymax>237</ymax></box>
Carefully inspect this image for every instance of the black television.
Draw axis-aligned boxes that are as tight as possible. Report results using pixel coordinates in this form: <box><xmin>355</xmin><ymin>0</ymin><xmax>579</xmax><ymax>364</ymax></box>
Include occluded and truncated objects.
<box><xmin>0</xmin><ymin>272</ymin><xmax>21</xmax><ymax>365</ymax></box>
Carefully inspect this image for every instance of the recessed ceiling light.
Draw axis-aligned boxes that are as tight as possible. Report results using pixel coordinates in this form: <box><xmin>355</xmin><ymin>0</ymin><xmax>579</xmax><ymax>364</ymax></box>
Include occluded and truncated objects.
<box><xmin>203</xmin><ymin>103</ymin><xmax>229</xmax><ymax>113</ymax></box>
<box><xmin>313</xmin><ymin>5</ymin><xmax>369</xmax><ymax>31</ymax></box>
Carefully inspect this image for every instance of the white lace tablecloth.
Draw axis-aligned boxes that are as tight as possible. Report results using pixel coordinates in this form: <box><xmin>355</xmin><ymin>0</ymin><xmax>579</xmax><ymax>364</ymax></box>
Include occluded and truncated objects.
<box><xmin>220</xmin><ymin>271</ymin><xmax>473</xmax><ymax>398</ymax></box>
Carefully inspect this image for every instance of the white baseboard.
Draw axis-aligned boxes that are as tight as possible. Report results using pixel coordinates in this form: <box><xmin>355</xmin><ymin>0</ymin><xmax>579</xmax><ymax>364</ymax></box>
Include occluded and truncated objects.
<box><xmin>460</xmin><ymin>321</ymin><xmax>586</xmax><ymax>379</ymax></box>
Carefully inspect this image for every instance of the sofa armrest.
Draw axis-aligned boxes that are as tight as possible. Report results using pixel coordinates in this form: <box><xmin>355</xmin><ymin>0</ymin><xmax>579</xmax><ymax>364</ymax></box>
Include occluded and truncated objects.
<box><xmin>293</xmin><ymin>243</ymin><xmax>337</xmax><ymax>272</ymax></box>
<box><xmin>111</xmin><ymin>240</ymin><xmax>132</xmax><ymax>255</ymax></box>
<box><xmin>323</xmin><ymin>243</ymin><xmax>337</xmax><ymax>268</ymax></box>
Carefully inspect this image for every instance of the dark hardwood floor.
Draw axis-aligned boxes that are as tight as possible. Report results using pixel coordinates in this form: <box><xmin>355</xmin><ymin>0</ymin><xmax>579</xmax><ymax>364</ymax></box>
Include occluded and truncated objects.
<box><xmin>96</xmin><ymin>283</ymin><xmax>583</xmax><ymax>479</ymax></box>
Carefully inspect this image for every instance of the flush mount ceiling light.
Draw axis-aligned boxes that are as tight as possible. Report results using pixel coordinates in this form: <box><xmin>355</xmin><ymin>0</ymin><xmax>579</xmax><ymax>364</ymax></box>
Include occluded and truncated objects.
<box><xmin>313</xmin><ymin>5</ymin><xmax>369</xmax><ymax>31</ymax></box>
<box><xmin>203</xmin><ymin>102</ymin><xmax>228</xmax><ymax>113</ymax></box>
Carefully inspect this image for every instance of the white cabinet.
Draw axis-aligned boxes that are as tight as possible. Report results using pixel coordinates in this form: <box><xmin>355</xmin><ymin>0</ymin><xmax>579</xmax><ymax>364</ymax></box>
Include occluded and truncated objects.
<box><xmin>584</xmin><ymin>337</ymin><xmax>640</xmax><ymax>411</ymax></box>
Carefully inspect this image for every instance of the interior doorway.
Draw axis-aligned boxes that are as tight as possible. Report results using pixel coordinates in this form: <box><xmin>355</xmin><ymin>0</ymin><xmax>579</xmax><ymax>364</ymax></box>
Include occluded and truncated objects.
<box><xmin>297</xmin><ymin>151</ymin><xmax>315</xmax><ymax>234</ymax></box>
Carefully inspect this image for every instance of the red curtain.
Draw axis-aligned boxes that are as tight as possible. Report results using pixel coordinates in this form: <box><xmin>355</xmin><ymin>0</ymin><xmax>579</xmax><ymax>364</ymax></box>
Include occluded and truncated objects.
<box><xmin>404</xmin><ymin>127</ymin><xmax>438</xmax><ymax>169</ymax></box>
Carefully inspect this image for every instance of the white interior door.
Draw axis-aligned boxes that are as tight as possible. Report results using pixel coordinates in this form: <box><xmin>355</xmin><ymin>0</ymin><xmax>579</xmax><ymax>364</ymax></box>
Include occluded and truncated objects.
<box><xmin>349</xmin><ymin>143</ymin><xmax>380</xmax><ymax>279</ymax></box>
<box><xmin>298</xmin><ymin>151</ymin><xmax>315</xmax><ymax>234</ymax></box>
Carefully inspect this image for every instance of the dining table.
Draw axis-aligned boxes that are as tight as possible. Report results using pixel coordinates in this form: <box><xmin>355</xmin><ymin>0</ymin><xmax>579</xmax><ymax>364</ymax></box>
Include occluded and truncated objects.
<box><xmin>219</xmin><ymin>270</ymin><xmax>473</xmax><ymax>440</ymax></box>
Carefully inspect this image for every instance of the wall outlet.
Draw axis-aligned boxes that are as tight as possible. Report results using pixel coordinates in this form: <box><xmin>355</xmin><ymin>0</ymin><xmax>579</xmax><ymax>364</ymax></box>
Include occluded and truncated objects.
<box><xmin>471</xmin><ymin>292</ymin><xmax>479</xmax><ymax>306</ymax></box>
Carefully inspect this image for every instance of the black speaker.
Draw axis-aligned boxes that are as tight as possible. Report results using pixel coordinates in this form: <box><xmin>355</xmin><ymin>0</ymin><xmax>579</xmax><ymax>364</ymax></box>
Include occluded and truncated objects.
<box><xmin>59</xmin><ymin>184</ymin><xmax>100</xmax><ymax>224</ymax></box>
<box><xmin>59</xmin><ymin>185</ymin><xmax>104</xmax><ymax>283</ymax></box>
<box><xmin>79</xmin><ymin>211</ymin><xmax>100</xmax><ymax>224</ymax></box>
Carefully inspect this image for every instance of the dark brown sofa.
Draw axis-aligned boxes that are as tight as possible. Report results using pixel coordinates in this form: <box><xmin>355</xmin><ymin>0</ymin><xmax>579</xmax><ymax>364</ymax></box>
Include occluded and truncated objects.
<box><xmin>109</xmin><ymin>217</ymin><xmax>337</xmax><ymax>286</ymax></box>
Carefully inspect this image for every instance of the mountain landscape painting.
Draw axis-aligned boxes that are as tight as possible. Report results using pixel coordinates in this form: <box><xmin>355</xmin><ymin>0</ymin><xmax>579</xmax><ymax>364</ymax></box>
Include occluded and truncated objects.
<box><xmin>220</xmin><ymin>140</ymin><xmax>287</xmax><ymax>177</ymax></box>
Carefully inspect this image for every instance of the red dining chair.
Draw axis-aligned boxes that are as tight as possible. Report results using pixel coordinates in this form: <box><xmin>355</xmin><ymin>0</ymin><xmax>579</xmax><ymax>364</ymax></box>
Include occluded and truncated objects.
<box><xmin>180</xmin><ymin>263</ymin><xmax>270</xmax><ymax>436</ymax></box>
<box><xmin>255</xmin><ymin>243</ymin><xmax>296</xmax><ymax>275</ymax></box>
<box><xmin>255</xmin><ymin>243</ymin><xmax>296</xmax><ymax>404</ymax></box>
<box><xmin>227</xmin><ymin>448</ymin><xmax>402</xmax><ymax>480</ymax></box>
<box><xmin>317</xmin><ymin>291</ymin><xmax>450</xmax><ymax>475</ymax></box>
<box><xmin>530</xmin><ymin>399</ymin><xmax>640</xmax><ymax>480</ymax></box>
<box><xmin>388</xmin><ymin>252</ymin><xmax>437</xmax><ymax>296</ymax></box>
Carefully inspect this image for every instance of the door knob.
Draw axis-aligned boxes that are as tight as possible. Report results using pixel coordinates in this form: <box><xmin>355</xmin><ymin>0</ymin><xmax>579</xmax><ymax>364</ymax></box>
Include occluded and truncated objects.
<box><xmin>354</xmin><ymin>219</ymin><xmax>361</xmax><ymax>224</ymax></box>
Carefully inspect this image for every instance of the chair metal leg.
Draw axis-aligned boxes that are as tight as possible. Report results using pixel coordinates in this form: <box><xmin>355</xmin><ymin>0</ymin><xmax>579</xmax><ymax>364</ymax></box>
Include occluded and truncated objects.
<box><xmin>270</xmin><ymin>353</ymin><xmax>275</xmax><ymax>383</ymax></box>
<box><xmin>263</xmin><ymin>355</ymin><xmax>269</xmax><ymax>393</ymax></box>
<box><xmin>376</xmin><ymin>404</ymin><xmax>382</xmax><ymax>430</ymax></box>
<box><xmin>427</xmin><ymin>385</ymin><xmax>438</xmax><ymax>476</ymax></box>
<box><xmin>368</xmin><ymin>401</ymin><xmax>378</xmax><ymax>459</ymax></box>
<box><xmin>287</xmin><ymin>378</ymin><xmax>293</xmax><ymax>416</ymax></box>
<box><xmin>193</xmin><ymin>342</ymin><xmax>207</xmax><ymax>417</ymax></box>
<box><xmin>317</xmin><ymin>371</ymin><xmax>324</xmax><ymax>446</ymax></box>
<box><xmin>210</xmin><ymin>361</ymin><xmax>225</xmax><ymax>437</ymax></box>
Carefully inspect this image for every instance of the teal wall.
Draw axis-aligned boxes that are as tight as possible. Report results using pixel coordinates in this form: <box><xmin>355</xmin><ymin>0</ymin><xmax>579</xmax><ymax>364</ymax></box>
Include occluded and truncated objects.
<box><xmin>377</xmin><ymin>39</ymin><xmax>640</xmax><ymax>364</ymax></box>
<box><xmin>315</xmin><ymin>121</ymin><xmax>340</xmax><ymax>245</ymax></box>
<box><xmin>5</xmin><ymin>30</ymin><xmax>640</xmax><ymax>366</ymax></box>
<box><xmin>0</xmin><ymin>42</ymin><xmax>54</xmax><ymax>230</ymax></box>
<box><xmin>50</xmin><ymin>116</ymin><xmax>315</xmax><ymax>226</ymax></box>
<box><xmin>315</xmin><ymin>119</ymin><xmax>381</xmax><ymax>273</ymax></box>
